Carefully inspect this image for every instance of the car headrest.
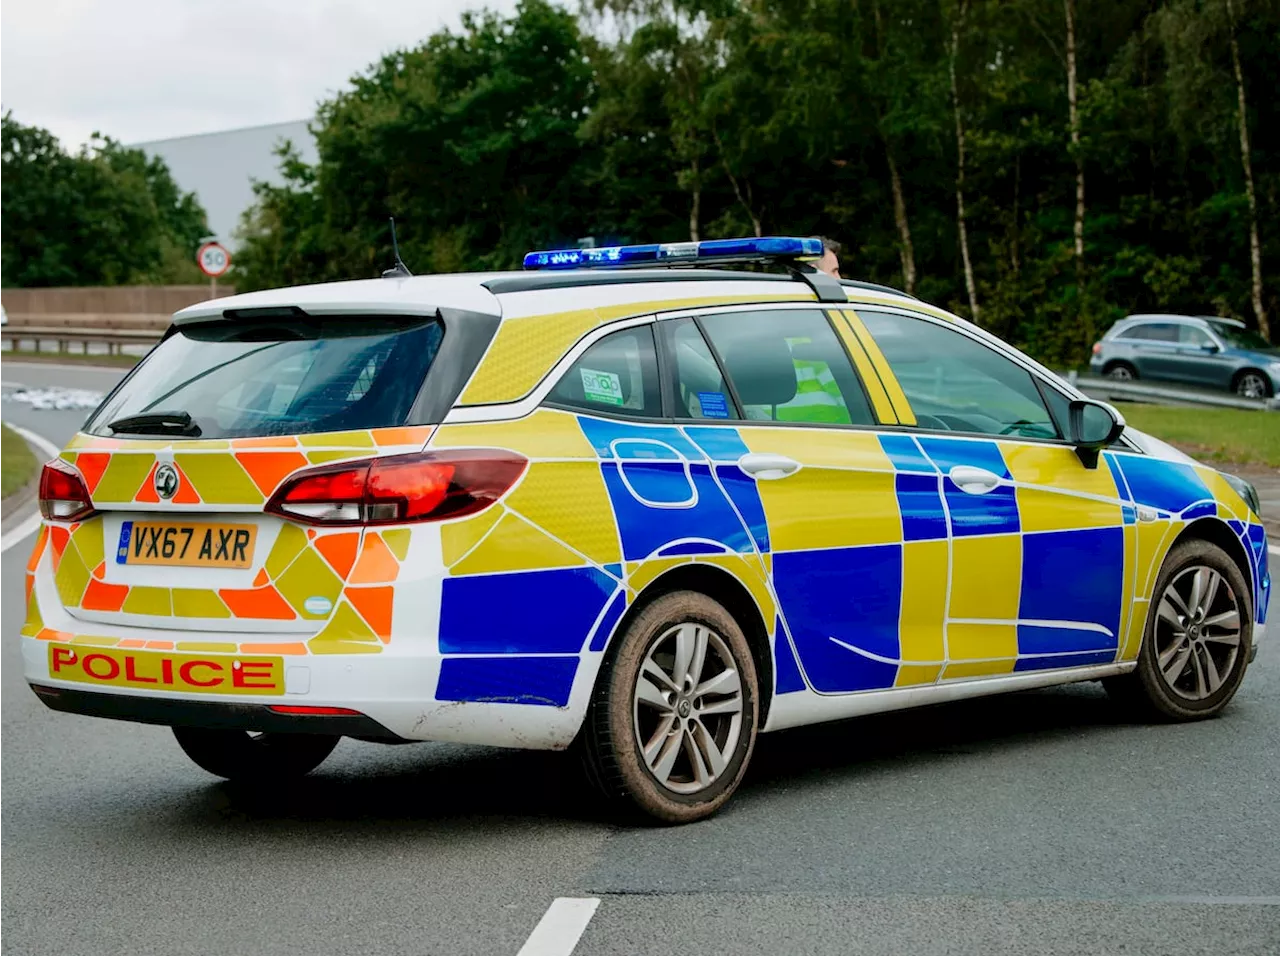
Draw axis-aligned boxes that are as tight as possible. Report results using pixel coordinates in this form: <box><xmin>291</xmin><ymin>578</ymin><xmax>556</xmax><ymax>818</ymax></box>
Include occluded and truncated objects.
<box><xmin>720</xmin><ymin>339</ymin><xmax>797</xmax><ymax>407</ymax></box>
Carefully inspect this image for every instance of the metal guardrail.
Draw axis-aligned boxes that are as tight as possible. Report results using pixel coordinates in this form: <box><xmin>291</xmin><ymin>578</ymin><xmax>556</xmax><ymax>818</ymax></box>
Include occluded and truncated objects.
<box><xmin>1066</xmin><ymin>372</ymin><xmax>1280</xmax><ymax>411</ymax></box>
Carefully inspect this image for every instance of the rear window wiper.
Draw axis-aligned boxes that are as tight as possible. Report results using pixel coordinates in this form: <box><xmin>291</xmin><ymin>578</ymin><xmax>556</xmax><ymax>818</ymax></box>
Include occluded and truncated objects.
<box><xmin>107</xmin><ymin>410</ymin><xmax>203</xmax><ymax>437</ymax></box>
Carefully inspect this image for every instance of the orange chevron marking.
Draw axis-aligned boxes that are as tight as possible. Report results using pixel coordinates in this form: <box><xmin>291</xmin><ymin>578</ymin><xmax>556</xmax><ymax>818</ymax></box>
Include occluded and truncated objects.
<box><xmin>27</xmin><ymin>526</ymin><xmax>49</xmax><ymax>573</ymax></box>
<box><xmin>81</xmin><ymin>578</ymin><xmax>129</xmax><ymax>612</ymax></box>
<box><xmin>236</xmin><ymin>451</ymin><xmax>309</xmax><ymax>496</ymax></box>
<box><xmin>240</xmin><ymin>642</ymin><xmax>309</xmax><ymax>655</ymax></box>
<box><xmin>315</xmin><ymin>532</ymin><xmax>360</xmax><ymax>579</ymax></box>
<box><xmin>218</xmin><ymin>585</ymin><xmax>298</xmax><ymax>620</ymax></box>
<box><xmin>76</xmin><ymin>453</ymin><xmax>111</xmax><ymax>494</ymax></box>
<box><xmin>49</xmin><ymin>526</ymin><xmax>70</xmax><ymax>570</ymax></box>
<box><xmin>349</xmin><ymin>533</ymin><xmax>398</xmax><ymax>584</ymax></box>
<box><xmin>345</xmin><ymin>586</ymin><xmax>393</xmax><ymax>641</ymax></box>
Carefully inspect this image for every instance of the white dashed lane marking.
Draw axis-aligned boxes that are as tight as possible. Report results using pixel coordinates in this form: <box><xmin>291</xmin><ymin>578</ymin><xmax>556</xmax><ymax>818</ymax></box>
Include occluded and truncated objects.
<box><xmin>516</xmin><ymin>898</ymin><xmax>600</xmax><ymax>956</ymax></box>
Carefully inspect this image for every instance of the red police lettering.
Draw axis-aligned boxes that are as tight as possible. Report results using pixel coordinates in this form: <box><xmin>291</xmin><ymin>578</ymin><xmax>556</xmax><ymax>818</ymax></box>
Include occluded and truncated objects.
<box><xmin>232</xmin><ymin>661</ymin><xmax>276</xmax><ymax>690</ymax></box>
<box><xmin>179</xmin><ymin>660</ymin><xmax>223</xmax><ymax>687</ymax></box>
<box><xmin>51</xmin><ymin>646</ymin><xmax>77</xmax><ymax>673</ymax></box>
<box><xmin>124</xmin><ymin>656</ymin><xmax>159</xmax><ymax>684</ymax></box>
<box><xmin>83</xmin><ymin>653</ymin><xmax>120</xmax><ymax>680</ymax></box>
<box><xmin>161</xmin><ymin>659</ymin><xmax>174</xmax><ymax>685</ymax></box>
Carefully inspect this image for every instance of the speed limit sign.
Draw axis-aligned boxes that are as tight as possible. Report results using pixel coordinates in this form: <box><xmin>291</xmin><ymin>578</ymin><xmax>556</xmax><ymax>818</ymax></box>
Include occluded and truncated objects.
<box><xmin>197</xmin><ymin>242</ymin><xmax>232</xmax><ymax>278</ymax></box>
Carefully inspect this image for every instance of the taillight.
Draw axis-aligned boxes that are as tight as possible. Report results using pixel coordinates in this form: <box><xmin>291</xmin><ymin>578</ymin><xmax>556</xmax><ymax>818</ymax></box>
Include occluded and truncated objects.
<box><xmin>1091</xmin><ymin>342</ymin><xmax>1102</xmax><ymax>355</ymax></box>
<box><xmin>38</xmin><ymin>459</ymin><xmax>96</xmax><ymax>522</ymax></box>
<box><xmin>264</xmin><ymin>449</ymin><xmax>527</xmax><ymax>526</ymax></box>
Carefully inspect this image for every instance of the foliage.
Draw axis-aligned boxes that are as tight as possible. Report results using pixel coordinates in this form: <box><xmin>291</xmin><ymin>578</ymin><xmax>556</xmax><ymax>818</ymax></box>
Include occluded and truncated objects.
<box><xmin>232</xmin><ymin>0</ymin><xmax>1280</xmax><ymax>365</ymax></box>
<box><xmin>1</xmin><ymin>113</ymin><xmax>209</xmax><ymax>287</ymax></box>
<box><xmin>1</xmin><ymin>422</ymin><xmax>39</xmax><ymax>499</ymax></box>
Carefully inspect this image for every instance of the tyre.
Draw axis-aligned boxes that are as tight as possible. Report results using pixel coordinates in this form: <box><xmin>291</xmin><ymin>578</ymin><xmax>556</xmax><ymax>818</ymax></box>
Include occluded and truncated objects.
<box><xmin>1233</xmin><ymin>370</ymin><xmax>1273</xmax><ymax>399</ymax></box>
<box><xmin>172</xmin><ymin>727</ymin><xmax>339</xmax><ymax>780</ymax></box>
<box><xmin>581</xmin><ymin>590</ymin><xmax>759</xmax><ymax>824</ymax></box>
<box><xmin>1104</xmin><ymin>361</ymin><xmax>1138</xmax><ymax>381</ymax></box>
<box><xmin>1105</xmin><ymin>538</ymin><xmax>1251</xmax><ymax>720</ymax></box>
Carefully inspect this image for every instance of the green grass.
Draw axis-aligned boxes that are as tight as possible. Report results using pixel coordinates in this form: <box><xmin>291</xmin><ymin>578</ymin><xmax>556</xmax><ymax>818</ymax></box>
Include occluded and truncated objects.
<box><xmin>1116</xmin><ymin>403</ymin><xmax>1280</xmax><ymax>468</ymax></box>
<box><xmin>1</xmin><ymin>422</ymin><xmax>39</xmax><ymax>499</ymax></box>
<box><xmin>2</xmin><ymin>349</ymin><xmax>141</xmax><ymax>368</ymax></box>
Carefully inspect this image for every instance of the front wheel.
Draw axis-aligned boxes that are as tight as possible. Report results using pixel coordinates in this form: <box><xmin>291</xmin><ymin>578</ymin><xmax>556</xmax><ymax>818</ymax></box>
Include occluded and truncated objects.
<box><xmin>1234</xmin><ymin>371</ymin><xmax>1273</xmax><ymax>399</ymax></box>
<box><xmin>582</xmin><ymin>591</ymin><xmax>759</xmax><ymax>824</ymax></box>
<box><xmin>172</xmin><ymin>727</ymin><xmax>339</xmax><ymax>781</ymax></box>
<box><xmin>1105</xmin><ymin>539</ymin><xmax>1251</xmax><ymax>721</ymax></box>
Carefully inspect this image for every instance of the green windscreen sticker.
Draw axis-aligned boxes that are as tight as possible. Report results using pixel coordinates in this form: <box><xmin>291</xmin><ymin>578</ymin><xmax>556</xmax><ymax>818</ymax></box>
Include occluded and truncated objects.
<box><xmin>580</xmin><ymin>368</ymin><xmax>624</xmax><ymax>405</ymax></box>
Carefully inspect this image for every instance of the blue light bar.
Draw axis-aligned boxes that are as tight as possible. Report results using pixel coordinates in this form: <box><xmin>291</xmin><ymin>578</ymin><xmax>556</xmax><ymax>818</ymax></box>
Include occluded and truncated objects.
<box><xmin>523</xmin><ymin>236</ymin><xmax>824</xmax><ymax>271</ymax></box>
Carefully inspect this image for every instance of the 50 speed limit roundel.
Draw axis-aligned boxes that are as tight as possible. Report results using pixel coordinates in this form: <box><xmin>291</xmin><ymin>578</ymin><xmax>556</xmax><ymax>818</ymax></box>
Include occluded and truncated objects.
<box><xmin>197</xmin><ymin>242</ymin><xmax>232</xmax><ymax>278</ymax></box>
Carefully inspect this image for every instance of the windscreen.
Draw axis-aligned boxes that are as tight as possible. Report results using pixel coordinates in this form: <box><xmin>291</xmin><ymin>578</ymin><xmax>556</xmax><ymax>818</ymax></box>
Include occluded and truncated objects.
<box><xmin>86</xmin><ymin>315</ymin><xmax>443</xmax><ymax>439</ymax></box>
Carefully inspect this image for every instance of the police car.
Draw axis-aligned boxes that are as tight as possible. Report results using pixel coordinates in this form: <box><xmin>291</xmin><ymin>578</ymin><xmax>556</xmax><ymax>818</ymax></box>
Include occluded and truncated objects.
<box><xmin>22</xmin><ymin>237</ymin><xmax>1270</xmax><ymax>823</ymax></box>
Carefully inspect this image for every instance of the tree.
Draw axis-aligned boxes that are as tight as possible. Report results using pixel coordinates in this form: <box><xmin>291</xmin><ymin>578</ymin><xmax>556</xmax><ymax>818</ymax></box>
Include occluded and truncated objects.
<box><xmin>1</xmin><ymin>113</ymin><xmax>208</xmax><ymax>287</ymax></box>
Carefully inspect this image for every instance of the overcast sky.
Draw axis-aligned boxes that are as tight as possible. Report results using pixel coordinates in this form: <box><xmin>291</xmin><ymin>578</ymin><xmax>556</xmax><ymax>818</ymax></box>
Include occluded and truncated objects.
<box><xmin>1</xmin><ymin>0</ymin><xmax>522</xmax><ymax>149</ymax></box>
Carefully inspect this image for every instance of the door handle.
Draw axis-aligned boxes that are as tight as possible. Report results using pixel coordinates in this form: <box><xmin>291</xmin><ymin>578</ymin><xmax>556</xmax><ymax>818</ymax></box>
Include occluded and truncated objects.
<box><xmin>738</xmin><ymin>453</ymin><xmax>801</xmax><ymax>480</ymax></box>
<box><xmin>949</xmin><ymin>465</ymin><xmax>1001</xmax><ymax>495</ymax></box>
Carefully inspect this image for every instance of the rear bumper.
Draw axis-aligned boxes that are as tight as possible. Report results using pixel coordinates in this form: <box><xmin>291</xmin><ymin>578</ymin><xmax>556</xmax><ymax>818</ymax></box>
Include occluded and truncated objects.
<box><xmin>29</xmin><ymin>683</ymin><xmax>403</xmax><ymax>739</ymax></box>
<box><xmin>20</xmin><ymin>635</ymin><xmax>595</xmax><ymax>750</ymax></box>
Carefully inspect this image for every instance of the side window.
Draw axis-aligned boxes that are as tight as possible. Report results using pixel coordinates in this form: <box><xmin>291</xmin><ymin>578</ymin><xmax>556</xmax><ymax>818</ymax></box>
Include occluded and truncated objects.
<box><xmin>1179</xmin><ymin>325</ymin><xmax>1212</xmax><ymax>347</ymax></box>
<box><xmin>1117</xmin><ymin>324</ymin><xmax>1153</xmax><ymax>341</ymax></box>
<box><xmin>699</xmin><ymin>309</ymin><xmax>874</xmax><ymax>425</ymax></box>
<box><xmin>662</xmin><ymin>318</ymin><xmax>737</xmax><ymax>420</ymax></box>
<box><xmin>547</xmin><ymin>325</ymin><xmax>661</xmax><ymax>417</ymax></box>
<box><xmin>859</xmin><ymin>310</ymin><xmax>1061</xmax><ymax>440</ymax></box>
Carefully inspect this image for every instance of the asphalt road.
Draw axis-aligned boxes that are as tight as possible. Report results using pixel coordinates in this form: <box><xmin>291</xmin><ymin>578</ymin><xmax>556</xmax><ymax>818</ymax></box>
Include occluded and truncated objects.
<box><xmin>3</xmin><ymin>359</ymin><xmax>1278</xmax><ymax>955</ymax></box>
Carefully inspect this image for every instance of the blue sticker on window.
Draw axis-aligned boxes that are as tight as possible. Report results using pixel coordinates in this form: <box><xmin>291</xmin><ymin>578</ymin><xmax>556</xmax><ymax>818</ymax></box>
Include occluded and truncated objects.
<box><xmin>697</xmin><ymin>391</ymin><xmax>730</xmax><ymax>419</ymax></box>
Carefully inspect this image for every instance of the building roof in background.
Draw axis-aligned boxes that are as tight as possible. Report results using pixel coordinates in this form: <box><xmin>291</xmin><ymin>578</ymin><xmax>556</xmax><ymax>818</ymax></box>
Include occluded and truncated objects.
<box><xmin>133</xmin><ymin>120</ymin><xmax>318</xmax><ymax>246</ymax></box>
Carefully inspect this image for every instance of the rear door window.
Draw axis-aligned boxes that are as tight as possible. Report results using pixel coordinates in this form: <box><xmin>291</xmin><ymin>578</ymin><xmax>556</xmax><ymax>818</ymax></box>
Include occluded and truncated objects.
<box><xmin>662</xmin><ymin>318</ymin><xmax>737</xmax><ymax>420</ymax></box>
<box><xmin>697</xmin><ymin>309</ymin><xmax>874</xmax><ymax>425</ymax></box>
<box><xmin>547</xmin><ymin>325</ymin><xmax>662</xmax><ymax>418</ymax></box>
<box><xmin>86</xmin><ymin>316</ymin><xmax>444</xmax><ymax>439</ymax></box>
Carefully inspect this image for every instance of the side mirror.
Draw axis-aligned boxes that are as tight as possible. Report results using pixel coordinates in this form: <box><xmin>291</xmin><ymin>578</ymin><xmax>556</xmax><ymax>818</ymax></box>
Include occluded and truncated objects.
<box><xmin>1068</xmin><ymin>399</ymin><xmax>1125</xmax><ymax>469</ymax></box>
<box><xmin>1201</xmin><ymin>343</ymin><xmax>1220</xmax><ymax>354</ymax></box>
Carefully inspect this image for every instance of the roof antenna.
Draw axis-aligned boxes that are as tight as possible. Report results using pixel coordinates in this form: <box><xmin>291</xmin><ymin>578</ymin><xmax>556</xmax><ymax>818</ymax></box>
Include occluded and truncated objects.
<box><xmin>382</xmin><ymin>217</ymin><xmax>413</xmax><ymax>278</ymax></box>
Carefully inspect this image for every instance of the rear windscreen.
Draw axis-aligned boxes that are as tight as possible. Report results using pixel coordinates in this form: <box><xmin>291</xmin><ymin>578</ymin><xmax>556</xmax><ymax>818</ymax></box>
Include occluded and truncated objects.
<box><xmin>86</xmin><ymin>316</ymin><xmax>443</xmax><ymax>439</ymax></box>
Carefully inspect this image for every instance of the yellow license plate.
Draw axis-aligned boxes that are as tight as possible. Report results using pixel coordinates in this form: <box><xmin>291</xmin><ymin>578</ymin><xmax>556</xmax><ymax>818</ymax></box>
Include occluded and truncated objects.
<box><xmin>118</xmin><ymin>520</ymin><xmax>256</xmax><ymax>569</ymax></box>
<box><xmin>48</xmin><ymin>644</ymin><xmax>283</xmax><ymax>696</ymax></box>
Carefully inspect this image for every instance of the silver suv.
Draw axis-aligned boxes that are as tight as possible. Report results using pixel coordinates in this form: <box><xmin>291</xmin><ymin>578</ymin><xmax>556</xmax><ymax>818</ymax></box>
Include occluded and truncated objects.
<box><xmin>1090</xmin><ymin>314</ymin><xmax>1279</xmax><ymax>398</ymax></box>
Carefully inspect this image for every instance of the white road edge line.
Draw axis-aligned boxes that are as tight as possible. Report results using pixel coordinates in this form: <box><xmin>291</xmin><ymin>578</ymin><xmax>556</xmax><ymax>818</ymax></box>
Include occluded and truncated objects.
<box><xmin>0</xmin><ymin>424</ymin><xmax>60</xmax><ymax>554</ymax></box>
<box><xmin>516</xmin><ymin>898</ymin><xmax>601</xmax><ymax>956</ymax></box>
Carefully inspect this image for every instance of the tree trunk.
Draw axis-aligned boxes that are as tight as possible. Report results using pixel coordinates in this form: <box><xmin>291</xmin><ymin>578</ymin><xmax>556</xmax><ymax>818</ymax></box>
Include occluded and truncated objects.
<box><xmin>950</xmin><ymin>0</ymin><xmax>979</xmax><ymax>322</ymax></box>
<box><xmin>689</xmin><ymin>158</ymin><xmax>701</xmax><ymax>242</ymax></box>
<box><xmin>1065</xmin><ymin>0</ymin><xmax>1085</xmax><ymax>282</ymax></box>
<box><xmin>1225</xmin><ymin>0</ymin><xmax>1270</xmax><ymax>339</ymax></box>
<box><xmin>886</xmin><ymin>147</ymin><xmax>917</xmax><ymax>295</ymax></box>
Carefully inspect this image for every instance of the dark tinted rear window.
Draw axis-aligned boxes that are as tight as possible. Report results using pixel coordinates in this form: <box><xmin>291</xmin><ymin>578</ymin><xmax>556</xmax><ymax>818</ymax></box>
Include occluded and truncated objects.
<box><xmin>86</xmin><ymin>316</ymin><xmax>443</xmax><ymax>439</ymax></box>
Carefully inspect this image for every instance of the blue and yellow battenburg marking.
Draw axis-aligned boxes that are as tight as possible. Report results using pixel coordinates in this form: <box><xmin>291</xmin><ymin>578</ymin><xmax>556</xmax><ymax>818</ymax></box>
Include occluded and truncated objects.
<box><xmin>427</xmin><ymin>405</ymin><xmax>1268</xmax><ymax>707</ymax></box>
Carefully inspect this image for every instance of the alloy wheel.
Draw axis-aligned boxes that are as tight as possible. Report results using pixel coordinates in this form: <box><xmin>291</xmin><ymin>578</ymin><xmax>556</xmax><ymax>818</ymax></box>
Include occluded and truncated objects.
<box><xmin>632</xmin><ymin>622</ymin><xmax>744</xmax><ymax>795</ymax></box>
<box><xmin>1153</xmin><ymin>566</ymin><xmax>1242</xmax><ymax>701</ymax></box>
<box><xmin>1108</xmin><ymin>366</ymin><xmax>1134</xmax><ymax>381</ymax></box>
<box><xmin>1236</xmin><ymin>373</ymin><xmax>1269</xmax><ymax>399</ymax></box>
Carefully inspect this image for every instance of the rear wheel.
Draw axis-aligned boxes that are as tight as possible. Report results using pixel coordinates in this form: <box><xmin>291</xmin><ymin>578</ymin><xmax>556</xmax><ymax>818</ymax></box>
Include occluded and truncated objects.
<box><xmin>582</xmin><ymin>591</ymin><xmax>759</xmax><ymax>824</ymax></box>
<box><xmin>1104</xmin><ymin>361</ymin><xmax>1138</xmax><ymax>381</ymax></box>
<box><xmin>1105</xmin><ymin>539</ymin><xmax>1251</xmax><ymax>720</ymax></box>
<box><xmin>172</xmin><ymin>727</ymin><xmax>339</xmax><ymax>780</ymax></box>
<box><xmin>1233</xmin><ymin>370</ymin><xmax>1273</xmax><ymax>399</ymax></box>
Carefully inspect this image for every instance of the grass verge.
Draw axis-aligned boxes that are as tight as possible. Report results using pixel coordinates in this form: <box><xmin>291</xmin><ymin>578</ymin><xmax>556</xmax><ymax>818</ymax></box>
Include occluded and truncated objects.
<box><xmin>2</xmin><ymin>349</ymin><xmax>141</xmax><ymax>368</ymax></box>
<box><xmin>1116</xmin><ymin>403</ymin><xmax>1280</xmax><ymax>469</ymax></box>
<box><xmin>2</xmin><ymin>421</ymin><xmax>39</xmax><ymax>499</ymax></box>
